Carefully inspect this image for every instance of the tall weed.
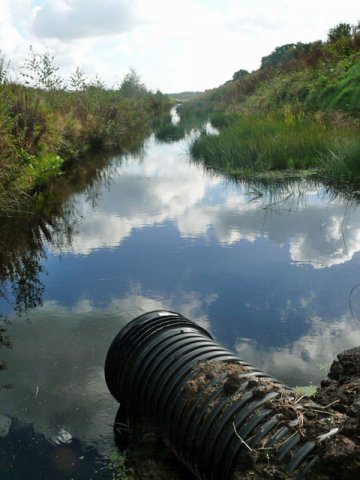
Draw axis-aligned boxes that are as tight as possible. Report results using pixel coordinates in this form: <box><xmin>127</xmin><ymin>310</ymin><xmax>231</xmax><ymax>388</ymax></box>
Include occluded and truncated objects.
<box><xmin>317</xmin><ymin>139</ymin><xmax>360</xmax><ymax>187</ymax></box>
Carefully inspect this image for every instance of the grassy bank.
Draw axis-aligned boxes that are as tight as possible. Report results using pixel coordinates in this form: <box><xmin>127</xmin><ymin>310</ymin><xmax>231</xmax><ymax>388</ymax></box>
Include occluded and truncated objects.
<box><xmin>0</xmin><ymin>52</ymin><xmax>171</xmax><ymax>213</ymax></box>
<box><xmin>182</xmin><ymin>21</ymin><xmax>360</xmax><ymax>190</ymax></box>
<box><xmin>189</xmin><ymin>114</ymin><xmax>360</xmax><ymax>188</ymax></box>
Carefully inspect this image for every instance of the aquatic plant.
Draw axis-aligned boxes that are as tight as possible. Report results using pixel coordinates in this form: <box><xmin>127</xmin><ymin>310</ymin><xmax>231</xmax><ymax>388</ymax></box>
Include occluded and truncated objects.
<box><xmin>317</xmin><ymin>139</ymin><xmax>360</xmax><ymax>188</ymax></box>
<box><xmin>190</xmin><ymin>115</ymin><xmax>349</xmax><ymax>171</ymax></box>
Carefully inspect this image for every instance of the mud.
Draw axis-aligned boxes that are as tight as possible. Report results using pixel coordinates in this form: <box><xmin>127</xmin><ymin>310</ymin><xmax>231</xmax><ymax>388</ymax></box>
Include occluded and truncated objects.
<box><xmin>126</xmin><ymin>417</ymin><xmax>196</xmax><ymax>480</ymax></box>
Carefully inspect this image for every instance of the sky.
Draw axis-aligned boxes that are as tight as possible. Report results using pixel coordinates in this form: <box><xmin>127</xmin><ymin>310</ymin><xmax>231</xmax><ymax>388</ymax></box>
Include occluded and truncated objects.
<box><xmin>1</xmin><ymin>0</ymin><xmax>359</xmax><ymax>92</ymax></box>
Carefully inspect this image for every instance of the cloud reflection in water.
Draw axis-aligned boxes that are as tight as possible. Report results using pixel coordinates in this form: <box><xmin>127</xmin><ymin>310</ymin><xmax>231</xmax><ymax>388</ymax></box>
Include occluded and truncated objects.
<box><xmin>0</xmin><ymin>288</ymin><xmax>216</xmax><ymax>451</ymax></box>
<box><xmin>52</xmin><ymin>136</ymin><xmax>360</xmax><ymax>270</ymax></box>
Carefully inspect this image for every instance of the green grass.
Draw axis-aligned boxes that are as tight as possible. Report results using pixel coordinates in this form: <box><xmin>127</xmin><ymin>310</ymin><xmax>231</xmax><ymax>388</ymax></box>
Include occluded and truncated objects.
<box><xmin>317</xmin><ymin>138</ymin><xmax>360</xmax><ymax>188</ymax></box>
<box><xmin>180</xmin><ymin>22</ymin><xmax>360</xmax><ymax>186</ymax></box>
<box><xmin>154</xmin><ymin>119</ymin><xmax>186</xmax><ymax>143</ymax></box>
<box><xmin>189</xmin><ymin>114</ymin><xmax>360</xmax><ymax>188</ymax></box>
<box><xmin>319</xmin><ymin>61</ymin><xmax>360</xmax><ymax>113</ymax></box>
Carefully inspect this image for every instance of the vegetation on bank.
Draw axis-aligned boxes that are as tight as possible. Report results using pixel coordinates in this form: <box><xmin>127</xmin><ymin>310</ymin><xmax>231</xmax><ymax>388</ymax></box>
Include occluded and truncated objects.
<box><xmin>181</xmin><ymin>21</ymin><xmax>360</xmax><ymax>190</ymax></box>
<box><xmin>189</xmin><ymin>115</ymin><xmax>360</xmax><ymax>186</ymax></box>
<box><xmin>0</xmin><ymin>48</ymin><xmax>171</xmax><ymax>213</ymax></box>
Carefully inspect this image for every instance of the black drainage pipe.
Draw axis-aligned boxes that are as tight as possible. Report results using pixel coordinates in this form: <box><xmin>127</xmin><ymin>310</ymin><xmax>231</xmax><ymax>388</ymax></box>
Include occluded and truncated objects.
<box><xmin>105</xmin><ymin>310</ymin><xmax>319</xmax><ymax>479</ymax></box>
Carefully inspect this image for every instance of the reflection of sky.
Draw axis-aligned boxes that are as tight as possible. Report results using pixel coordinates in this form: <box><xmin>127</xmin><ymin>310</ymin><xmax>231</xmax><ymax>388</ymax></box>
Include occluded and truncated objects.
<box><xmin>42</xmin><ymin>134</ymin><xmax>360</xmax><ymax>358</ymax></box>
<box><xmin>0</xmin><ymin>291</ymin><xmax>215</xmax><ymax>450</ymax></box>
<box><xmin>52</xmin><ymin>136</ymin><xmax>221</xmax><ymax>254</ymax></box>
<box><xmin>236</xmin><ymin>313</ymin><xmax>360</xmax><ymax>386</ymax></box>
<box><xmin>2</xmin><ymin>133</ymin><xmax>360</xmax><ymax>469</ymax></box>
<box><xmin>53</xmin><ymin>136</ymin><xmax>360</xmax><ymax>270</ymax></box>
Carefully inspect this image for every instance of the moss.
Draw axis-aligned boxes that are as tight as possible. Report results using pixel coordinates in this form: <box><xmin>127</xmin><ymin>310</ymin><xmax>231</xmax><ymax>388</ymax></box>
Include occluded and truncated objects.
<box><xmin>294</xmin><ymin>385</ymin><xmax>317</xmax><ymax>397</ymax></box>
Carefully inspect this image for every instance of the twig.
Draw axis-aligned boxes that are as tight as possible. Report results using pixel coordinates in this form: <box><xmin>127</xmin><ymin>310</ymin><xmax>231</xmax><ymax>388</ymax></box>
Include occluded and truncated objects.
<box><xmin>306</xmin><ymin>408</ymin><xmax>337</xmax><ymax>416</ymax></box>
<box><xmin>294</xmin><ymin>394</ymin><xmax>305</xmax><ymax>405</ymax></box>
<box><xmin>322</xmin><ymin>399</ymin><xmax>340</xmax><ymax>409</ymax></box>
<box><xmin>263</xmin><ymin>192</ymin><xmax>294</xmax><ymax>210</ymax></box>
<box><xmin>277</xmin><ymin>431</ymin><xmax>298</xmax><ymax>448</ymax></box>
<box><xmin>233</xmin><ymin>423</ymin><xmax>253</xmax><ymax>451</ymax></box>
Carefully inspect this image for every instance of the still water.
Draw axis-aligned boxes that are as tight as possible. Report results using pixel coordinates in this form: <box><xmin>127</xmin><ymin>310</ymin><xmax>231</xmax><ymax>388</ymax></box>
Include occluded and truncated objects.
<box><xmin>1</xmin><ymin>126</ymin><xmax>360</xmax><ymax>478</ymax></box>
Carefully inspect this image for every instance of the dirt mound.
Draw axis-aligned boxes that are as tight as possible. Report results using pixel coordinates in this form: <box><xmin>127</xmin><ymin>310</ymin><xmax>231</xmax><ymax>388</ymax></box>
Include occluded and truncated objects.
<box><xmin>124</xmin><ymin>349</ymin><xmax>360</xmax><ymax>479</ymax></box>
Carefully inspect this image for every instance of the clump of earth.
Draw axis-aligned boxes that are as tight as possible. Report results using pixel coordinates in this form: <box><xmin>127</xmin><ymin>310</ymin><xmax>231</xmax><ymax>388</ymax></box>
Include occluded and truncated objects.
<box><xmin>123</xmin><ymin>347</ymin><xmax>360</xmax><ymax>479</ymax></box>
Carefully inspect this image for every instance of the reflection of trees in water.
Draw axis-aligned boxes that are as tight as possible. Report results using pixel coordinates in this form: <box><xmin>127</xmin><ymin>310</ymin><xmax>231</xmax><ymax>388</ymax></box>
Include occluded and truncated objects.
<box><xmin>3</xmin><ymin>157</ymin><xmax>107</xmax><ymax>300</ymax></box>
<box><xmin>0</xmin><ymin>145</ymin><xmax>145</xmax><ymax>313</ymax></box>
<box><xmin>0</xmin><ymin>218</ymin><xmax>46</xmax><ymax>315</ymax></box>
<box><xmin>0</xmin><ymin>314</ymin><xmax>11</xmax><ymax>388</ymax></box>
<box><xmin>0</xmin><ymin>146</ymin><xmax>145</xmax><ymax>380</ymax></box>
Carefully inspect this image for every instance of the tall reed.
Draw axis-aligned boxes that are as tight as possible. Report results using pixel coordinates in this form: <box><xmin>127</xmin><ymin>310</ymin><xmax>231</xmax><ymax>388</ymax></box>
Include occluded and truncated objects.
<box><xmin>189</xmin><ymin>115</ymin><xmax>360</xmax><ymax>185</ymax></box>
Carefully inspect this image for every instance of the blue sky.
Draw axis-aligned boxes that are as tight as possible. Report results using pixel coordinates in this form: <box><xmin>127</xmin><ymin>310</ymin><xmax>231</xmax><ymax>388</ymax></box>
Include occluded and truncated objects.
<box><xmin>1</xmin><ymin>0</ymin><xmax>359</xmax><ymax>92</ymax></box>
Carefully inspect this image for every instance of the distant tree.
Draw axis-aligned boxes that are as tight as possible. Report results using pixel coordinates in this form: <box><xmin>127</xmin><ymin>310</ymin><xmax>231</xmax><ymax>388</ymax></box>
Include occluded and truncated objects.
<box><xmin>120</xmin><ymin>68</ymin><xmax>146</xmax><ymax>98</ymax></box>
<box><xmin>260</xmin><ymin>43</ymin><xmax>313</xmax><ymax>69</ymax></box>
<box><xmin>232</xmin><ymin>69</ymin><xmax>249</xmax><ymax>81</ymax></box>
<box><xmin>261</xmin><ymin>44</ymin><xmax>297</xmax><ymax>68</ymax></box>
<box><xmin>0</xmin><ymin>50</ymin><xmax>10</xmax><ymax>85</ymax></box>
<box><xmin>88</xmin><ymin>74</ymin><xmax>106</xmax><ymax>90</ymax></box>
<box><xmin>352</xmin><ymin>21</ymin><xmax>360</xmax><ymax>49</ymax></box>
<box><xmin>69</xmin><ymin>67</ymin><xmax>88</xmax><ymax>91</ymax></box>
<box><xmin>327</xmin><ymin>23</ymin><xmax>352</xmax><ymax>43</ymax></box>
<box><xmin>20</xmin><ymin>46</ymin><xmax>63</xmax><ymax>90</ymax></box>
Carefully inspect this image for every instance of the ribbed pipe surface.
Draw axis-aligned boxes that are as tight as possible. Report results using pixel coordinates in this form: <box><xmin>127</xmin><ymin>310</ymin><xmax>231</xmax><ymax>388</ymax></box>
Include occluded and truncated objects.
<box><xmin>105</xmin><ymin>310</ymin><xmax>318</xmax><ymax>479</ymax></box>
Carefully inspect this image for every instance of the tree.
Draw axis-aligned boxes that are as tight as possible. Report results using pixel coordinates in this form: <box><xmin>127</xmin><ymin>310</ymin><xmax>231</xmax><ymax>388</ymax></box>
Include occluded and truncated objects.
<box><xmin>119</xmin><ymin>68</ymin><xmax>146</xmax><ymax>98</ymax></box>
<box><xmin>69</xmin><ymin>67</ymin><xmax>88</xmax><ymax>91</ymax></box>
<box><xmin>232</xmin><ymin>69</ymin><xmax>249</xmax><ymax>81</ymax></box>
<box><xmin>261</xmin><ymin>44</ymin><xmax>296</xmax><ymax>68</ymax></box>
<box><xmin>327</xmin><ymin>23</ymin><xmax>352</xmax><ymax>43</ymax></box>
<box><xmin>0</xmin><ymin>50</ymin><xmax>10</xmax><ymax>86</ymax></box>
<box><xmin>20</xmin><ymin>46</ymin><xmax>63</xmax><ymax>90</ymax></box>
<box><xmin>88</xmin><ymin>74</ymin><xmax>106</xmax><ymax>90</ymax></box>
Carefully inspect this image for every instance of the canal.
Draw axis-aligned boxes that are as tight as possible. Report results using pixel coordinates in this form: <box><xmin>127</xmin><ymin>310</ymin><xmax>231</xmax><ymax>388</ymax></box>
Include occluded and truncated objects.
<box><xmin>1</xmin><ymin>124</ymin><xmax>360</xmax><ymax>478</ymax></box>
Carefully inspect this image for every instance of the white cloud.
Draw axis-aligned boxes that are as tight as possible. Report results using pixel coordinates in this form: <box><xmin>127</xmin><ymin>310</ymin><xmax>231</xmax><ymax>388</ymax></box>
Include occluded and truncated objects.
<box><xmin>1</xmin><ymin>0</ymin><xmax>359</xmax><ymax>91</ymax></box>
<box><xmin>32</xmin><ymin>0</ymin><xmax>138</xmax><ymax>40</ymax></box>
<box><xmin>0</xmin><ymin>1</ymin><xmax>33</xmax><ymax>69</ymax></box>
<box><xmin>175</xmin><ymin>187</ymin><xmax>360</xmax><ymax>267</ymax></box>
<box><xmin>236</xmin><ymin>314</ymin><xmax>360</xmax><ymax>387</ymax></box>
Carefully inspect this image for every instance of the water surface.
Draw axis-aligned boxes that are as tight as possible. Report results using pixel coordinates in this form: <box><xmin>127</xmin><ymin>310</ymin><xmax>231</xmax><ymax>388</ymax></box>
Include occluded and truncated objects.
<box><xmin>1</xmin><ymin>128</ymin><xmax>360</xmax><ymax>478</ymax></box>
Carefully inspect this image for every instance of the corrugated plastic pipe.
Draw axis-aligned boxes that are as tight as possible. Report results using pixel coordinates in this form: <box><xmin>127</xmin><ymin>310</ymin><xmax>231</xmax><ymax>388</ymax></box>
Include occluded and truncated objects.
<box><xmin>105</xmin><ymin>310</ymin><xmax>318</xmax><ymax>479</ymax></box>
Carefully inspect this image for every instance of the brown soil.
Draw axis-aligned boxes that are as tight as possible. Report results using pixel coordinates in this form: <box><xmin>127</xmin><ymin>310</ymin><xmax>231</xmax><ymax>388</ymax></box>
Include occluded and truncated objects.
<box><xmin>125</xmin><ymin>350</ymin><xmax>360</xmax><ymax>479</ymax></box>
<box><xmin>126</xmin><ymin>417</ymin><xmax>196</xmax><ymax>480</ymax></box>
